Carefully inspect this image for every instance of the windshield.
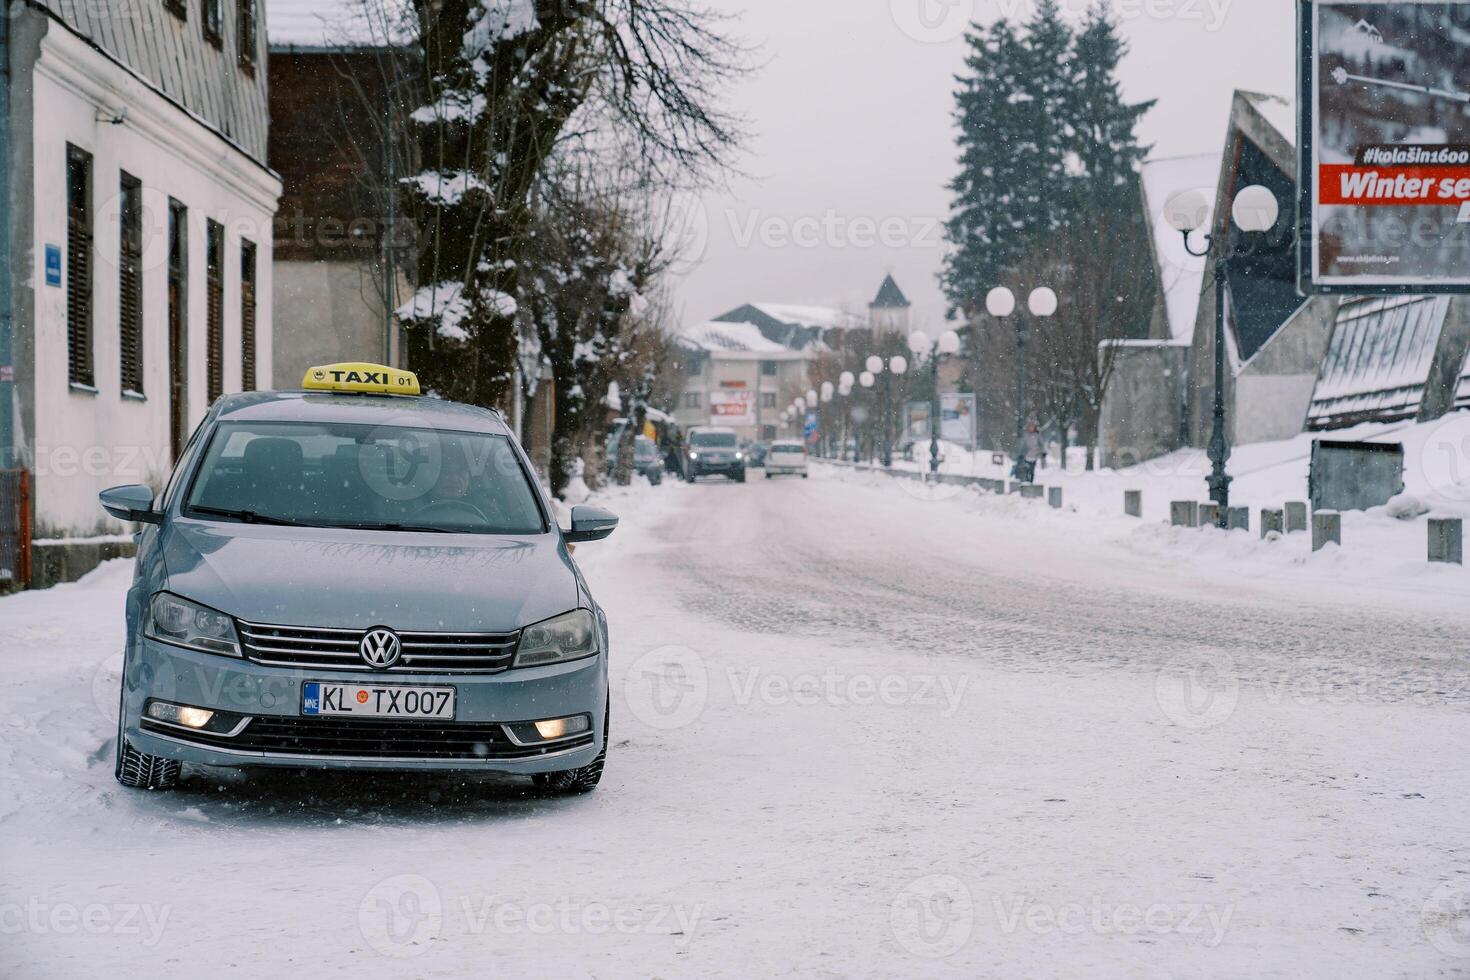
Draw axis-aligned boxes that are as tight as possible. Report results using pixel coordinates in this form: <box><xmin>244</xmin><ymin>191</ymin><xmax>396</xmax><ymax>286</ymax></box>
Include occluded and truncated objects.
<box><xmin>771</xmin><ymin>445</ymin><xmax>803</xmax><ymax>455</ymax></box>
<box><xmin>690</xmin><ymin>432</ymin><xmax>737</xmax><ymax>448</ymax></box>
<box><xmin>185</xmin><ymin>421</ymin><xmax>544</xmax><ymax>534</ymax></box>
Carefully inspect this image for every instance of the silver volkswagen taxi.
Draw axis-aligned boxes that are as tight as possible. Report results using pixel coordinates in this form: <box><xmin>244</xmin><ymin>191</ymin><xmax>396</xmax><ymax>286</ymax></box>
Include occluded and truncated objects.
<box><xmin>99</xmin><ymin>363</ymin><xmax>618</xmax><ymax>795</ymax></box>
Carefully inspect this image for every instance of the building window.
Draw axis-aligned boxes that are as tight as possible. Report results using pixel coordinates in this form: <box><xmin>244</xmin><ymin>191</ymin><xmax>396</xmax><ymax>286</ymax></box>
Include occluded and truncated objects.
<box><xmin>761</xmin><ymin>392</ymin><xmax>777</xmax><ymax>409</ymax></box>
<box><xmin>683</xmin><ymin>392</ymin><xmax>702</xmax><ymax>409</ymax></box>
<box><xmin>168</xmin><ymin>200</ymin><xmax>189</xmax><ymax>460</ymax></box>
<box><xmin>164</xmin><ymin>0</ymin><xmax>187</xmax><ymax>19</ymax></box>
<box><xmin>118</xmin><ymin>172</ymin><xmax>144</xmax><ymax>395</ymax></box>
<box><xmin>237</xmin><ymin>0</ymin><xmax>257</xmax><ymax>72</ymax></box>
<box><xmin>66</xmin><ymin>145</ymin><xmax>94</xmax><ymax>389</ymax></box>
<box><xmin>684</xmin><ymin>355</ymin><xmax>704</xmax><ymax>377</ymax></box>
<box><xmin>202</xmin><ymin>0</ymin><xmax>222</xmax><ymax>46</ymax></box>
<box><xmin>206</xmin><ymin>220</ymin><xmax>224</xmax><ymax>402</ymax></box>
<box><xmin>240</xmin><ymin>239</ymin><xmax>257</xmax><ymax>391</ymax></box>
<box><xmin>760</xmin><ymin>360</ymin><xmax>778</xmax><ymax>376</ymax></box>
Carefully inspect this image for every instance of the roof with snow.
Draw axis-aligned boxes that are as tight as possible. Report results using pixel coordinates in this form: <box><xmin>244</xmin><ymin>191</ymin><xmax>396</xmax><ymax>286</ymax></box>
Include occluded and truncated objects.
<box><xmin>870</xmin><ymin>276</ymin><xmax>911</xmax><ymax>310</ymax></box>
<box><xmin>1140</xmin><ymin>153</ymin><xmax>1219</xmax><ymax>344</ymax></box>
<box><xmin>1241</xmin><ymin>91</ymin><xmax>1295</xmax><ymax>149</ymax></box>
<box><xmin>709</xmin><ymin>303</ymin><xmax>860</xmax><ymax>352</ymax></box>
<box><xmin>678</xmin><ymin>321</ymin><xmax>791</xmax><ymax>354</ymax></box>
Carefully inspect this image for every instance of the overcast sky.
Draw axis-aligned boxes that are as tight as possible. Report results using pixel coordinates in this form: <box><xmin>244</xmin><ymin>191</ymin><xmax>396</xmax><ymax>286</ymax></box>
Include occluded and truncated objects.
<box><xmin>669</xmin><ymin>0</ymin><xmax>1297</xmax><ymax>331</ymax></box>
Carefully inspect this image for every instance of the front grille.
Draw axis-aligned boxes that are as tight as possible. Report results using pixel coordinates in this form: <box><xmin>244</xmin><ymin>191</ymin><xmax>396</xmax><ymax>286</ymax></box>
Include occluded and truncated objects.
<box><xmin>237</xmin><ymin>621</ymin><xmax>519</xmax><ymax>674</ymax></box>
<box><xmin>145</xmin><ymin>716</ymin><xmax>594</xmax><ymax>760</ymax></box>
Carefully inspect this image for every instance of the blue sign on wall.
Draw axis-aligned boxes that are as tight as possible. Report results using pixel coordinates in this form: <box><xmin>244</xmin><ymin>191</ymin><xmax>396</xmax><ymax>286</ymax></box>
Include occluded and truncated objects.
<box><xmin>44</xmin><ymin>245</ymin><xmax>61</xmax><ymax>287</ymax></box>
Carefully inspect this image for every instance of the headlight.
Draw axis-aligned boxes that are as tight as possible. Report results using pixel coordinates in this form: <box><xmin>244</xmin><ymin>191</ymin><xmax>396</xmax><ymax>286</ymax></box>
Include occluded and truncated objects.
<box><xmin>144</xmin><ymin>592</ymin><xmax>241</xmax><ymax>657</ymax></box>
<box><xmin>735</xmin><ymin>452</ymin><xmax>744</xmax><ymax>460</ymax></box>
<box><xmin>512</xmin><ymin>609</ymin><xmax>598</xmax><ymax>668</ymax></box>
<box><xmin>689</xmin><ymin>452</ymin><xmax>700</xmax><ymax>460</ymax></box>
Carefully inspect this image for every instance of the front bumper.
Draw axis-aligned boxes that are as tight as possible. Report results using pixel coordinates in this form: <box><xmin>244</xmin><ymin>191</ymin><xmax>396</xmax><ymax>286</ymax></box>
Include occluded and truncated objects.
<box><xmin>123</xmin><ymin>636</ymin><xmax>607</xmax><ymax>773</ymax></box>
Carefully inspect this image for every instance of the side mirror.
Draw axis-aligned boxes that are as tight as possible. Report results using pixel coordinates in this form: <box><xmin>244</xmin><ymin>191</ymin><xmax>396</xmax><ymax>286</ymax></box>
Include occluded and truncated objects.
<box><xmin>565</xmin><ymin>505</ymin><xmax>618</xmax><ymax>544</ymax></box>
<box><xmin>99</xmin><ymin>484</ymin><xmax>162</xmax><ymax>525</ymax></box>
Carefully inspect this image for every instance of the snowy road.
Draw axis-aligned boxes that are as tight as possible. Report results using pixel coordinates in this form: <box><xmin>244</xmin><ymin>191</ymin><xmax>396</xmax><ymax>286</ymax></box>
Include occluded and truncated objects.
<box><xmin>3</xmin><ymin>468</ymin><xmax>1469</xmax><ymax>978</ymax></box>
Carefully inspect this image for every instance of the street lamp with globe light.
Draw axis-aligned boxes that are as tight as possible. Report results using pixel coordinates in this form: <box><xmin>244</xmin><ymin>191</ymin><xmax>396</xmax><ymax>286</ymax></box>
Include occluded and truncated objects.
<box><xmin>908</xmin><ymin>328</ymin><xmax>962</xmax><ymax>476</ymax></box>
<box><xmin>864</xmin><ymin>353</ymin><xmax>908</xmax><ymax>467</ymax></box>
<box><xmin>1164</xmin><ymin>182</ymin><xmax>1280</xmax><ymax>526</ymax></box>
<box><xmin>987</xmin><ymin>285</ymin><xmax>1057</xmax><ymax>481</ymax></box>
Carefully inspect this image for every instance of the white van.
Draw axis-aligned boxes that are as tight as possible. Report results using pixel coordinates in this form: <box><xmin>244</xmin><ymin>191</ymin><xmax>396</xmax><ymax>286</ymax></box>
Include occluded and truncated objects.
<box><xmin>765</xmin><ymin>440</ymin><xmax>809</xmax><ymax>479</ymax></box>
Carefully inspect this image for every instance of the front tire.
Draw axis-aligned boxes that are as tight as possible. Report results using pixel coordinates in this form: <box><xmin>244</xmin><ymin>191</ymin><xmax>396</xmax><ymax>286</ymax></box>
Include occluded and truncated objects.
<box><xmin>115</xmin><ymin>737</ymin><xmax>181</xmax><ymax>791</ymax></box>
<box><xmin>533</xmin><ymin>705</ymin><xmax>608</xmax><ymax>795</ymax></box>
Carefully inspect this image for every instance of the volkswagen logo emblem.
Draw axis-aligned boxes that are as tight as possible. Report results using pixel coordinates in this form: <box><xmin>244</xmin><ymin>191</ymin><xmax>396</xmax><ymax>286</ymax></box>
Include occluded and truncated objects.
<box><xmin>359</xmin><ymin>628</ymin><xmax>402</xmax><ymax>669</ymax></box>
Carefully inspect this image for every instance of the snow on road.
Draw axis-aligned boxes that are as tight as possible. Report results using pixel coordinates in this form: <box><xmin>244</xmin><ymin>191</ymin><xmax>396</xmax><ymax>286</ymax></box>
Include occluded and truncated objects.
<box><xmin>2</xmin><ymin>471</ymin><xmax>1469</xmax><ymax>978</ymax></box>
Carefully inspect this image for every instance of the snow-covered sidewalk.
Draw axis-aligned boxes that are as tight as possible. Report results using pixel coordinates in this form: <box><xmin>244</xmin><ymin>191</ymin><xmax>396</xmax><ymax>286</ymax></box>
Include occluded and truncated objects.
<box><xmin>2</xmin><ymin>475</ymin><xmax>1468</xmax><ymax>978</ymax></box>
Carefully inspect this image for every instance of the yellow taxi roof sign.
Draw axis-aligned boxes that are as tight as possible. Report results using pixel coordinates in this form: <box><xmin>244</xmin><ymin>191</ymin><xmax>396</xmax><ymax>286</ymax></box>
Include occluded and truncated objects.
<box><xmin>302</xmin><ymin>363</ymin><xmax>420</xmax><ymax>396</ymax></box>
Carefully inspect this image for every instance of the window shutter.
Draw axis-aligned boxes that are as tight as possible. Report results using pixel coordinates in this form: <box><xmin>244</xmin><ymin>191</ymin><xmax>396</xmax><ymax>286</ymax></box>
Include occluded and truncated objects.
<box><xmin>119</xmin><ymin>173</ymin><xmax>144</xmax><ymax>395</ymax></box>
<box><xmin>240</xmin><ymin>241</ymin><xmax>256</xmax><ymax>391</ymax></box>
<box><xmin>66</xmin><ymin>146</ymin><xmax>93</xmax><ymax>388</ymax></box>
<box><xmin>206</xmin><ymin>220</ymin><xmax>224</xmax><ymax>402</ymax></box>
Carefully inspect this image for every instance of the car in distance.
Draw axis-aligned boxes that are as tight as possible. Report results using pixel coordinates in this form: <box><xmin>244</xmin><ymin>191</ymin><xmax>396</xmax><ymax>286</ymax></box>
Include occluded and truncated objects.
<box><xmin>99</xmin><ymin>362</ymin><xmax>619</xmax><ymax>796</ymax></box>
<box><xmin>746</xmin><ymin>441</ymin><xmax>770</xmax><ymax>468</ymax></box>
<box><xmin>683</xmin><ymin>427</ymin><xmax>746</xmax><ymax>483</ymax></box>
<box><xmin>765</xmin><ymin>440</ymin><xmax>809</xmax><ymax>479</ymax></box>
<box><xmin>633</xmin><ymin>435</ymin><xmax>665</xmax><ymax>485</ymax></box>
<box><xmin>604</xmin><ymin>434</ymin><xmax>664</xmax><ymax>485</ymax></box>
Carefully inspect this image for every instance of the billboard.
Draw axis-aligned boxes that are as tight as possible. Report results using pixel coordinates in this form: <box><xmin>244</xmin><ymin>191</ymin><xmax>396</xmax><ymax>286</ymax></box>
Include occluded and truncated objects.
<box><xmin>940</xmin><ymin>393</ymin><xmax>977</xmax><ymax>448</ymax></box>
<box><xmin>1300</xmin><ymin>1</ymin><xmax>1470</xmax><ymax>293</ymax></box>
<box><xmin>708</xmin><ymin>390</ymin><xmax>755</xmax><ymax>427</ymax></box>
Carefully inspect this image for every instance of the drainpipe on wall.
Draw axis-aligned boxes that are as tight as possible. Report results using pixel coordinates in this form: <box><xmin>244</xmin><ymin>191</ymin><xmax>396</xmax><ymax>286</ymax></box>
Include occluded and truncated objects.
<box><xmin>0</xmin><ymin>2</ymin><xmax>14</xmax><ymax>469</ymax></box>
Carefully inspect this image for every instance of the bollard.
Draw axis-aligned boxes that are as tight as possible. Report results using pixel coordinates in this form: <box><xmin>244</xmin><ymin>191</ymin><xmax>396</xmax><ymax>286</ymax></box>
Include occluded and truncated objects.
<box><xmin>1260</xmin><ymin>508</ymin><xmax>1284</xmax><ymax>539</ymax></box>
<box><xmin>1312</xmin><ymin>511</ymin><xmax>1341</xmax><ymax>552</ymax></box>
<box><xmin>1124</xmin><ymin>490</ymin><xmax>1142</xmax><ymax>518</ymax></box>
<box><xmin>1198</xmin><ymin>503</ymin><xmax>1220</xmax><ymax>528</ymax></box>
<box><xmin>1048</xmin><ymin>487</ymin><xmax>1063</xmax><ymax>509</ymax></box>
<box><xmin>1020</xmin><ymin>484</ymin><xmax>1044</xmax><ymax>500</ymax></box>
<box><xmin>1170</xmin><ymin>501</ymin><xmax>1198</xmax><ymax>528</ymax></box>
<box><xmin>1285</xmin><ymin>501</ymin><xmax>1308</xmax><ymax>533</ymax></box>
<box><xmin>1429</xmin><ymin>518</ymin><xmax>1463</xmax><ymax>565</ymax></box>
<box><xmin>1228</xmin><ymin>507</ymin><xmax>1249</xmax><ymax>532</ymax></box>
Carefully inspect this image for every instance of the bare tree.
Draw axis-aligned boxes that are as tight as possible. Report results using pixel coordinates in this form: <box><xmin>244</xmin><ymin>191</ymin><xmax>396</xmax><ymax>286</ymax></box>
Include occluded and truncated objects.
<box><xmin>390</xmin><ymin>0</ymin><xmax>745</xmax><ymax>411</ymax></box>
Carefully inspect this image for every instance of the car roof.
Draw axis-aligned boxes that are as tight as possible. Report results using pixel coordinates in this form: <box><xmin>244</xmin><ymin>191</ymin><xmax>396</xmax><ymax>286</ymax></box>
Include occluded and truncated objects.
<box><xmin>771</xmin><ymin>439</ymin><xmax>805</xmax><ymax>447</ymax></box>
<box><xmin>211</xmin><ymin>391</ymin><xmax>513</xmax><ymax>435</ymax></box>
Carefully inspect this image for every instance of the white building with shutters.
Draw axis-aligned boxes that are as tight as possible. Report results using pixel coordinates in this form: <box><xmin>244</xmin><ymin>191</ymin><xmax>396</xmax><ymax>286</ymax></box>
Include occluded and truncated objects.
<box><xmin>2</xmin><ymin>0</ymin><xmax>281</xmax><ymax>545</ymax></box>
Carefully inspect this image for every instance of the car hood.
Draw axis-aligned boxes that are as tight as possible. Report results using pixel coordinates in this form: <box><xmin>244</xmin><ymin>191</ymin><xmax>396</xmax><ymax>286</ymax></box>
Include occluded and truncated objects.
<box><xmin>160</xmin><ymin>520</ymin><xmax>582</xmax><ymax>631</ymax></box>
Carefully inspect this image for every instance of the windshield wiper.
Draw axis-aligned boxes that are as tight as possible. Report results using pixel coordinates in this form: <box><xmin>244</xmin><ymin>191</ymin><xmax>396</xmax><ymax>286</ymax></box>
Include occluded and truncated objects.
<box><xmin>320</xmin><ymin>521</ymin><xmax>461</xmax><ymax>534</ymax></box>
<box><xmin>190</xmin><ymin>506</ymin><xmax>312</xmax><ymax>527</ymax></box>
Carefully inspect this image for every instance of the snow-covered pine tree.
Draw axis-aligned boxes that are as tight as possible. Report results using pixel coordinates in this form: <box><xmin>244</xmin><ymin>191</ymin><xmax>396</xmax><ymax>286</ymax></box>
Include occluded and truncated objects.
<box><xmin>941</xmin><ymin>4</ymin><xmax>1076</xmax><ymax>318</ymax></box>
<box><xmin>941</xmin><ymin>18</ymin><xmax>1032</xmax><ymax>318</ymax></box>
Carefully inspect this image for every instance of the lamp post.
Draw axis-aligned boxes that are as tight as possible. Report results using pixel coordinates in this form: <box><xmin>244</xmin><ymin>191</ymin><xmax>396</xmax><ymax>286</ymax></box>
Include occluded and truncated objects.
<box><xmin>838</xmin><ymin>371</ymin><xmax>855</xmax><ymax>459</ymax></box>
<box><xmin>865</xmin><ymin>354</ymin><xmax>909</xmax><ymax>468</ymax></box>
<box><xmin>907</xmin><ymin>329</ymin><xmax>962</xmax><ymax>476</ymax></box>
<box><xmin>819</xmin><ymin>381</ymin><xmax>835</xmax><ymax>456</ymax></box>
<box><xmin>986</xmin><ymin>285</ymin><xmax>1056</xmax><ymax>481</ymax></box>
<box><xmin>1164</xmin><ymin>183</ymin><xmax>1280</xmax><ymax>527</ymax></box>
<box><xmin>858</xmin><ymin>370</ymin><xmax>876</xmax><ymax>462</ymax></box>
